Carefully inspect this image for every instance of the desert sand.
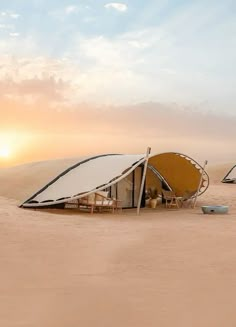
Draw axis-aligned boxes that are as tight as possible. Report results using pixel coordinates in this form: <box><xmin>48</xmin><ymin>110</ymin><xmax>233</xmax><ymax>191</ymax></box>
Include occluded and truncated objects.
<box><xmin>0</xmin><ymin>161</ymin><xmax>235</xmax><ymax>327</ymax></box>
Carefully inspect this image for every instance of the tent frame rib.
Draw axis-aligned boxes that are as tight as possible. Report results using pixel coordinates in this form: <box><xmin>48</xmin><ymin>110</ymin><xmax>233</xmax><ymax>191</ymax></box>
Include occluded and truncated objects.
<box><xmin>137</xmin><ymin>147</ymin><xmax>151</xmax><ymax>215</ymax></box>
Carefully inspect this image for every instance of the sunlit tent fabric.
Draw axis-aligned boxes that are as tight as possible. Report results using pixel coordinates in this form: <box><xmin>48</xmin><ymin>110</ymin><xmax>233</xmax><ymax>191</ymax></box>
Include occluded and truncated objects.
<box><xmin>146</xmin><ymin>153</ymin><xmax>208</xmax><ymax>197</ymax></box>
<box><xmin>221</xmin><ymin>165</ymin><xmax>236</xmax><ymax>184</ymax></box>
<box><xmin>21</xmin><ymin>152</ymin><xmax>209</xmax><ymax>208</ymax></box>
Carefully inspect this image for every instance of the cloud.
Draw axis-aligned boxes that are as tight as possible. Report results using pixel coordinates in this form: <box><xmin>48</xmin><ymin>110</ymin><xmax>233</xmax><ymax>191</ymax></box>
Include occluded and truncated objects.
<box><xmin>0</xmin><ymin>11</ymin><xmax>20</xmax><ymax>19</ymax></box>
<box><xmin>127</xmin><ymin>40</ymin><xmax>150</xmax><ymax>49</ymax></box>
<box><xmin>0</xmin><ymin>56</ymin><xmax>73</xmax><ymax>105</ymax></box>
<box><xmin>69</xmin><ymin>31</ymin><xmax>178</xmax><ymax>104</ymax></box>
<box><xmin>9</xmin><ymin>13</ymin><xmax>20</xmax><ymax>19</ymax></box>
<box><xmin>0</xmin><ymin>56</ymin><xmax>72</xmax><ymax>81</ymax></box>
<box><xmin>0</xmin><ymin>24</ymin><xmax>14</xmax><ymax>30</ymax></box>
<box><xmin>65</xmin><ymin>5</ymin><xmax>79</xmax><ymax>15</ymax></box>
<box><xmin>0</xmin><ymin>76</ymin><xmax>68</xmax><ymax>102</ymax></box>
<box><xmin>0</xmin><ymin>35</ymin><xmax>41</xmax><ymax>58</ymax></box>
<box><xmin>49</xmin><ymin>4</ymin><xmax>88</xmax><ymax>20</ymax></box>
<box><xmin>9</xmin><ymin>32</ymin><xmax>19</xmax><ymax>37</ymax></box>
<box><xmin>104</xmin><ymin>2</ymin><xmax>128</xmax><ymax>12</ymax></box>
<box><xmin>69</xmin><ymin>2</ymin><xmax>236</xmax><ymax>110</ymax></box>
<box><xmin>0</xmin><ymin>0</ymin><xmax>235</xmax><ymax>114</ymax></box>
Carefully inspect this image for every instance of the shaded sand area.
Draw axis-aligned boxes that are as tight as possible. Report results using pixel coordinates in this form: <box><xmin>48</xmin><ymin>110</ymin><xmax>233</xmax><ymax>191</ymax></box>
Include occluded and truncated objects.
<box><xmin>0</xmin><ymin>161</ymin><xmax>236</xmax><ymax>326</ymax></box>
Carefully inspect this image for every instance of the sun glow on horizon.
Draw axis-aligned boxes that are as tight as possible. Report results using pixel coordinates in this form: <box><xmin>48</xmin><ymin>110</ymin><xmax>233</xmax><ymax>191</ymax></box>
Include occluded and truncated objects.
<box><xmin>0</xmin><ymin>145</ymin><xmax>11</xmax><ymax>158</ymax></box>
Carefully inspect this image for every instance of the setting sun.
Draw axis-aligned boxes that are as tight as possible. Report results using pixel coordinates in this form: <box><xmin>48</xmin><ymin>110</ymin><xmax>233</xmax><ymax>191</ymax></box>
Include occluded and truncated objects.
<box><xmin>0</xmin><ymin>146</ymin><xmax>11</xmax><ymax>158</ymax></box>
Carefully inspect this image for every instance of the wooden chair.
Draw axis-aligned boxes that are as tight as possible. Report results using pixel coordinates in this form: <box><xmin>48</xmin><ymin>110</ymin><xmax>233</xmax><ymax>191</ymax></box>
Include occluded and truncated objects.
<box><xmin>94</xmin><ymin>191</ymin><xmax>116</xmax><ymax>213</ymax></box>
<box><xmin>179</xmin><ymin>190</ymin><xmax>197</xmax><ymax>208</ymax></box>
<box><xmin>162</xmin><ymin>189</ymin><xmax>180</xmax><ymax>209</ymax></box>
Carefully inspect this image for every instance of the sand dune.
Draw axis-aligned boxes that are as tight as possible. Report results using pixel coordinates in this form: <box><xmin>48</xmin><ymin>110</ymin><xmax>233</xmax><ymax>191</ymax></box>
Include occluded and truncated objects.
<box><xmin>0</xmin><ymin>157</ymin><xmax>84</xmax><ymax>202</ymax></box>
<box><xmin>0</xmin><ymin>159</ymin><xmax>235</xmax><ymax>327</ymax></box>
<box><xmin>206</xmin><ymin>162</ymin><xmax>235</xmax><ymax>184</ymax></box>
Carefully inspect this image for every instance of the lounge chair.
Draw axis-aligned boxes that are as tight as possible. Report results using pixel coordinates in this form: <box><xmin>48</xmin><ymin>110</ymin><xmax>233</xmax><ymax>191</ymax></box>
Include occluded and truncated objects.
<box><xmin>79</xmin><ymin>191</ymin><xmax>116</xmax><ymax>214</ymax></box>
<box><xmin>179</xmin><ymin>190</ymin><xmax>197</xmax><ymax>208</ymax></box>
<box><xmin>162</xmin><ymin>189</ymin><xmax>180</xmax><ymax>208</ymax></box>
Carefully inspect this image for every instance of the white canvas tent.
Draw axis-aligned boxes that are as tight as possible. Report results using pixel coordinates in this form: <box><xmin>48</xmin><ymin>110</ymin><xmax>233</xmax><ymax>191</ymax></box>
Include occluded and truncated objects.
<box><xmin>21</xmin><ymin>152</ymin><xmax>209</xmax><ymax>209</ymax></box>
<box><xmin>222</xmin><ymin>165</ymin><xmax>236</xmax><ymax>184</ymax></box>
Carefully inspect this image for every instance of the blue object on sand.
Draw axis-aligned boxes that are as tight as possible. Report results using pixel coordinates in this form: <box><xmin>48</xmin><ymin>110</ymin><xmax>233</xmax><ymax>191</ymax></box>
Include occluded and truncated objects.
<box><xmin>201</xmin><ymin>205</ymin><xmax>229</xmax><ymax>214</ymax></box>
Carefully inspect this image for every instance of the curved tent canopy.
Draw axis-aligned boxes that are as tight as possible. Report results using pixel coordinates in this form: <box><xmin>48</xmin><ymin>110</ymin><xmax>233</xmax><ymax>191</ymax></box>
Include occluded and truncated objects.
<box><xmin>221</xmin><ymin>165</ymin><xmax>236</xmax><ymax>184</ymax></box>
<box><xmin>146</xmin><ymin>152</ymin><xmax>209</xmax><ymax>197</ymax></box>
<box><xmin>21</xmin><ymin>154</ymin><xmax>145</xmax><ymax>207</ymax></box>
<box><xmin>21</xmin><ymin>152</ymin><xmax>209</xmax><ymax>208</ymax></box>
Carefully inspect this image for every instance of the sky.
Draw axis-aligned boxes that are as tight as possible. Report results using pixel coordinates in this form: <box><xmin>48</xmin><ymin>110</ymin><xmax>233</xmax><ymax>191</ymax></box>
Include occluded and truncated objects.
<box><xmin>0</xmin><ymin>0</ymin><xmax>235</xmax><ymax>166</ymax></box>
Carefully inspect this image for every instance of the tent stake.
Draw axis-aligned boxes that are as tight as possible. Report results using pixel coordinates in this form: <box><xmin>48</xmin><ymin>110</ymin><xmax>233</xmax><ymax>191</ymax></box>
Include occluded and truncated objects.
<box><xmin>193</xmin><ymin>160</ymin><xmax>208</xmax><ymax>208</ymax></box>
<box><xmin>137</xmin><ymin>147</ymin><xmax>151</xmax><ymax>215</ymax></box>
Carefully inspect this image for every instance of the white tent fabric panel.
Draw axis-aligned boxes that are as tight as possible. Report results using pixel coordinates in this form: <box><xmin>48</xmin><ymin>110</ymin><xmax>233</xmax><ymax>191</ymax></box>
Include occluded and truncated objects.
<box><xmin>222</xmin><ymin>165</ymin><xmax>236</xmax><ymax>183</ymax></box>
<box><xmin>27</xmin><ymin>154</ymin><xmax>145</xmax><ymax>204</ymax></box>
<box><xmin>225</xmin><ymin>167</ymin><xmax>236</xmax><ymax>179</ymax></box>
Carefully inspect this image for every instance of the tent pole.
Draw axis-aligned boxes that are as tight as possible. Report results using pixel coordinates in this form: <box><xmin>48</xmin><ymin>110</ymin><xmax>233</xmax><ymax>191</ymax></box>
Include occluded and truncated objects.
<box><xmin>137</xmin><ymin>147</ymin><xmax>151</xmax><ymax>215</ymax></box>
<box><xmin>193</xmin><ymin>160</ymin><xmax>208</xmax><ymax>208</ymax></box>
